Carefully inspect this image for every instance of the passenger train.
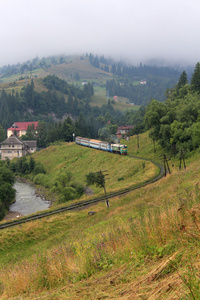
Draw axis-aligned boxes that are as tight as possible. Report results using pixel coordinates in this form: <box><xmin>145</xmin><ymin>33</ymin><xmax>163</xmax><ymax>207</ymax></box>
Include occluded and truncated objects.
<box><xmin>75</xmin><ymin>136</ymin><xmax>128</xmax><ymax>155</ymax></box>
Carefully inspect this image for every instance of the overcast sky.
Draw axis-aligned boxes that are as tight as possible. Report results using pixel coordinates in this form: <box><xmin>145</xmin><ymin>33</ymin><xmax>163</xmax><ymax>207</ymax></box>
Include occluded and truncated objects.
<box><xmin>0</xmin><ymin>0</ymin><xmax>200</xmax><ymax>67</ymax></box>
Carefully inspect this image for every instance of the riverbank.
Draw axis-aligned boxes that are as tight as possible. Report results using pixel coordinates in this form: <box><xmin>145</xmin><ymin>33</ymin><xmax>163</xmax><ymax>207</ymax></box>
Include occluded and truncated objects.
<box><xmin>3</xmin><ymin>211</ymin><xmax>23</xmax><ymax>221</ymax></box>
<box><xmin>3</xmin><ymin>178</ymin><xmax>51</xmax><ymax>221</ymax></box>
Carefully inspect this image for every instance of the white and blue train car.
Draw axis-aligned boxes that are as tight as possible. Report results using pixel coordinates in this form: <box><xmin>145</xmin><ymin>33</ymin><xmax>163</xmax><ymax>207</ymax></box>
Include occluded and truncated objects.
<box><xmin>76</xmin><ymin>137</ymin><xmax>112</xmax><ymax>152</ymax></box>
<box><xmin>75</xmin><ymin>137</ymin><xmax>90</xmax><ymax>147</ymax></box>
<box><xmin>99</xmin><ymin>141</ymin><xmax>112</xmax><ymax>152</ymax></box>
<box><xmin>90</xmin><ymin>139</ymin><xmax>101</xmax><ymax>149</ymax></box>
<box><xmin>76</xmin><ymin>136</ymin><xmax>128</xmax><ymax>155</ymax></box>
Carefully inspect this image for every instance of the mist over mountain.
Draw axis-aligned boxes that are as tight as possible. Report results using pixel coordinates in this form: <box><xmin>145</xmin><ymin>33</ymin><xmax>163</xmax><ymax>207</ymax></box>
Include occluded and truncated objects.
<box><xmin>0</xmin><ymin>0</ymin><xmax>199</xmax><ymax>68</ymax></box>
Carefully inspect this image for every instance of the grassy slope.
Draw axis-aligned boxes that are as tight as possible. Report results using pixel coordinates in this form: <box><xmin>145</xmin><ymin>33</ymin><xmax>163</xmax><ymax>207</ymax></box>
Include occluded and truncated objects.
<box><xmin>0</xmin><ymin>56</ymin><xmax>137</xmax><ymax>111</ymax></box>
<box><xmin>0</xmin><ymin>133</ymin><xmax>200</xmax><ymax>299</ymax></box>
<box><xmin>32</xmin><ymin>141</ymin><xmax>158</xmax><ymax>200</ymax></box>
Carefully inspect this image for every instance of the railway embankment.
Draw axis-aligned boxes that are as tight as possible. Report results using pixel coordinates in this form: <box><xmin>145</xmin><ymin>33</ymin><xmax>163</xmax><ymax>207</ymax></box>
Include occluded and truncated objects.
<box><xmin>0</xmin><ymin>154</ymin><xmax>164</xmax><ymax>230</ymax></box>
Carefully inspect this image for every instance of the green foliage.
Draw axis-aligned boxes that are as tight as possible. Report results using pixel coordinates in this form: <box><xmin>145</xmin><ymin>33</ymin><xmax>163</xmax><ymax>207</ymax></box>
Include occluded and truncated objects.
<box><xmin>0</xmin><ymin>124</ymin><xmax>6</xmax><ymax>142</ymax></box>
<box><xmin>9</xmin><ymin>156</ymin><xmax>46</xmax><ymax>177</ymax></box>
<box><xmin>176</xmin><ymin>70</ymin><xmax>188</xmax><ymax>91</ymax></box>
<box><xmin>191</xmin><ymin>62</ymin><xmax>200</xmax><ymax>93</ymax></box>
<box><xmin>105</xmin><ymin>63</ymin><xmax>180</xmax><ymax>105</ymax></box>
<box><xmin>98</xmin><ymin>123</ymin><xmax>118</xmax><ymax>141</ymax></box>
<box><xmin>0</xmin><ymin>165</ymin><xmax>15</xmax><ymax>185</ymax></box>
<box><xmin>0</xmin><ymin>164</ymin><xmax>15</xmax><ymax>220</ymax></box>
<box><xmin>32</xmin><ymin>163</ymin><xmax>46</xmax><ymax>176</ymax></box>
<box><xmin>51</xmin><ymin>170</ymin><xmax>84</xmax><ymax>203</ymax></box>
<box><xmin>70</xmin><ymin>181</ymin><xmax>85</xmax><ymax>196</ymax></box>
<box><xmin>29</xmin><ymin>156</ymin><xmax>35</xmax><ymax>172</ymax></box>
<box><xmin>117</xmin><ymin>177</ymin><xmax>124</xmax><ymax>181</ymax></box>
<box><xmin>86</xmin><ymin>171</ymin><xmax>105</xmax><ymax>188</ymax></box>
<box><xmin>21</xmin><ymin>124</ymin><xmax>37</xmax><ymax>141</ymax></box>
<box><xmin>143</xmin><ymin>64</ymin><xmax>200</xmax><ymax>152</ymax></box>
<box><xmin>33</xmin><ymin>173</ymin><xmax>49</xmax><ymax>188</ymax></box>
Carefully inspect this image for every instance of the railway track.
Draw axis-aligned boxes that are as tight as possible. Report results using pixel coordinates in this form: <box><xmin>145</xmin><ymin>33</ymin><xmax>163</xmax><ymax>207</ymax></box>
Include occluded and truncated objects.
<box><xmin>0</xmin><ymin>156</ymin><xmax>164</xmax><ymax>230</ymax></box>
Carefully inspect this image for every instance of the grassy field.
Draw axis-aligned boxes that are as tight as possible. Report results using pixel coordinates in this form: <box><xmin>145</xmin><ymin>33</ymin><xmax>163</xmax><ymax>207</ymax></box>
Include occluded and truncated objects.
<box><xmin>0</xmin><ymin>133</ymin><xmax>200</xmax><ymax>299</ymax></box>
<box><xmin>0</xmin><ymin>56</ymin><xmax>140</xmax><ymax>111</ymax></box>
<box><xmin>32</xmin><ymin>141</ymin><xmax>158</xmax><ymax>200</ymax></box>
<box><xmin>0</xmin><ymin>77</ymin><xmax>48</xmax><ymax>95</ymax></box>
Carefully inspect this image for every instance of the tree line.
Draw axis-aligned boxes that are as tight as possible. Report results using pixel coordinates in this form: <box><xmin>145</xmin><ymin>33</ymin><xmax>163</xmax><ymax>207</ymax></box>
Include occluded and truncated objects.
<box><xmin>143</xmin><ymin>62</ymin><xmax>200</xmax><ymax>153</ymax></box>
<box><xmin>0</xmin><ymin>161</ymin><xmax>15</xmax><ymax>220</ymax></box>
<box><xmin>89</xmin><ymin>53</ymin><xmax>182</xmax><ymax>104</ymax></box>
<box><xmin>0</xmin><ymin>75</ymin><xmax>94</xmax><ymax>130</ymax></box>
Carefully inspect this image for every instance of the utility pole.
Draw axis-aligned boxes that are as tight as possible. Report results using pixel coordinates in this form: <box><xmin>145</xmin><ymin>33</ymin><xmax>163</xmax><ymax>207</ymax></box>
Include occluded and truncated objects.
<box><xmin>99</xmin><ymin>170</ymin><xmax>110</xmax><ymax>208</ymax></box>
<box><xmin>137</xmin><ymin>134</ymin><xmax>139</xmax><ymax>149</ymax></box>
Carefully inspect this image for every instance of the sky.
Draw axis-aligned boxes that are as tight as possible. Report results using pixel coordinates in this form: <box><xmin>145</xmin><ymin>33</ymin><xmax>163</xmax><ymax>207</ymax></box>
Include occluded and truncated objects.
<box><xmin>0</xmin><ymin>0</ymin><xmax>200</xmax><ymax>67</ymax></box>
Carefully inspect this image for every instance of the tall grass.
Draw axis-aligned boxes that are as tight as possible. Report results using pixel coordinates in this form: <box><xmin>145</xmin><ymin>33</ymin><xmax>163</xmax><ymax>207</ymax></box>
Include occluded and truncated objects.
<box><xmin>1</xmin><ymin>184</ymin><xmax>199</xmax><ymax>298</ymax></box>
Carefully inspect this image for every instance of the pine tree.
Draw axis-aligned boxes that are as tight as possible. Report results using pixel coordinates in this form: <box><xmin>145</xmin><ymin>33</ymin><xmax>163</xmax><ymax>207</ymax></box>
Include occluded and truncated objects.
<box><xmin>177</xmin><ymin>71</ymin><xmax>188</xmax><ymax>90</ymax></box>
<box><xmin>191</xmin><ymin>62</ymin><xmax>200</xmax><ymax>93</ymax></box>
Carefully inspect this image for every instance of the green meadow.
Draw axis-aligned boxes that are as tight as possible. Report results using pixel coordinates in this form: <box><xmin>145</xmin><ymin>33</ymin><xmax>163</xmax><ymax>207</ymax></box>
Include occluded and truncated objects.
<box><xmin>32</xmin><ymin>141</ymin><xmax>158</xmax><ymax>200</ymax></box>
<box><xmin>0</xmin><ymin>133</ymin><xmax>200</xmax><ymax>299</ymax></box>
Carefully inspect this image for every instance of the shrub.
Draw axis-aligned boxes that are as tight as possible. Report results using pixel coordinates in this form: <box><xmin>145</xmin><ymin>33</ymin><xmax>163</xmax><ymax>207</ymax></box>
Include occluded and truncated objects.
<box><xmin>58</xmin><ymin>186</ymin><xmax>78</xmax><ymax>203</ymax></box>
<box><xmin>33</xmin><ymin>163</ymin><xmax>46</xmax><ymax>176</ymax></box>
<box><xmin>70</xmin><ymin>182</ymin><xmax>84</xmax><ymax>197</ymax></box>
<box><xmin>117</xmin><ymin>177</ymin><xmax>124</xmax><ymax>181</ymax></box>
<box><xmin>33</xmin><ymin>174</ymin><xmax>49</xmax><ymax>188</ymax></box>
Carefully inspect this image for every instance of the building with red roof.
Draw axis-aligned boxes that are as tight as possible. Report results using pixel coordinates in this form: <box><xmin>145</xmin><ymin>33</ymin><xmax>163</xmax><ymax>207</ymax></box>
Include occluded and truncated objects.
<box><xmin>7</xmin><ymin>122</ymin><xmax>38</xmax><ymax>138</ymax></box>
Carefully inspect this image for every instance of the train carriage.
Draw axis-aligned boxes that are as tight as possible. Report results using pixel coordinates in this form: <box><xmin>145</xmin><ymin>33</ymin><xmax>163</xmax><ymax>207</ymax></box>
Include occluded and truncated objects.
<box><xmin>89</xmin><ymin>139</ymin><xmax>101</xmax><ymax>149</ymax></box>
<box><xmin>76</xmin><ymin>137</ymin><xmax>90</xmax><ymax>147</ymax></box>
<box><xmin>75</xmin><ymin>137</ymin><xmax>127</xmax><ymax>155</ymax></box>
<box><xmin>100</xmin><ymin>141</ymin><xmax>111</xmax><ymax>151</ymax></box>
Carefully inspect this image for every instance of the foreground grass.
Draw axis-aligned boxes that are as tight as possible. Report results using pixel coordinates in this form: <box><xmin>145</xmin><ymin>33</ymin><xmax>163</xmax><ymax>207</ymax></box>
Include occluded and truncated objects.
<box><xmin>0</xmin><ymin>134</ymin><xmax>200</xmax><ymax>299</ymax></box>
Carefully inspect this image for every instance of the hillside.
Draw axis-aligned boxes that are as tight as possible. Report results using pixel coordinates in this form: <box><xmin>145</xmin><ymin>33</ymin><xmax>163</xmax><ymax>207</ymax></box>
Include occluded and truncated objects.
<box><xmin>0</xmin><ymin>57</ymin><xmax>137</xmax><ymax>114</ymax></box>
<box><xmin>31</xmin><ymin>140</ymin><xmax>158</xmax><ymax>203</ymax></box>
<box><xmin>0</xmin><ymin>133</ymin><xmax>199</xmax><ymax>299</ymax></box>
<box><xmin>0</xmin><ymin>54</ymin><xmax>182</xmax><ymax>113</ymax></box>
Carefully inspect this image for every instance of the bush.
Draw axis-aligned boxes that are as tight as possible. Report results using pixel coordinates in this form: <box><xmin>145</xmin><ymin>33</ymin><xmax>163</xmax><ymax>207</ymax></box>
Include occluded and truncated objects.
<box><xmin>70</xmin><ymin>182</ymin><xmax>84</xmax><ymax>197</ymax></box>
<box><xmin>58</xmin><ymin>187</ymin><xmax>78</xmax><ymax>203</ymax></box>
<box><xmin>117</xmin><ymin>177</ymin><xmax>124</xmax><ymax>181</ymax></box>
<box><xmin>33</xmin><ymin>163</ymin><xmax>46</xmax><ymax>176</ymax></box>
<box><xmin>33</xmin><ymin>174</ymin><xmax>50</xmax><ymax>188</ymax></box>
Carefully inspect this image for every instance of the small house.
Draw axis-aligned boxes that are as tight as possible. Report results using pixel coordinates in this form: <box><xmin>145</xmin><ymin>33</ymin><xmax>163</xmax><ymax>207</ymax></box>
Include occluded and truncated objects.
<box><xmin>1</xmin><ymin>134</ymin><xmax>37</xmax><ymax>160</ymax></box>
<box><xmin>116</xmin><ymin>125</ymin><xmax>135</xmax><ymax>139</ymax></box>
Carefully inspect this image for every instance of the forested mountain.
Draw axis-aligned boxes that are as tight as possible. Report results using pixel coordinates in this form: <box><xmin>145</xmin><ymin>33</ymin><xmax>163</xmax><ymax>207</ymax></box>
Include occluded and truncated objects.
<box><xmin>0</xmin><ymin>54</ymin><xmax>198</xmax><ymax>152</ymax></box>
<box><xmin>0</xmin><ymin>53</ymin><xmax>188</xmax><ymax>105</ymax></box>
<box><xmin>89</xmin><ymin>53</ymin><xmax>185</xmax><ymax>104</ymax></box>
<box><xmin>0</xmin><ymin>74</ymin><xmax>124</xmax><ymax>147</ymax></box>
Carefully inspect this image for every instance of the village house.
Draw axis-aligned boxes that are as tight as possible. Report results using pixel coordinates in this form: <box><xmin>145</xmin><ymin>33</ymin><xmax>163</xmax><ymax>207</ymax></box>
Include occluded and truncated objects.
<box><xmin>7</xmin><ymin>122</ymin><xmax>38</xmax><ymax>138</ymax></box>
<box><xmin>140</xmin><ymin>79</ymin><xmax>147</xmax><ymax>85</ymax></box>
<box><xmin>0</xmin><ymin>134</ymin><xmax>37</xmax><ymax>160</ymax></box>
<box><xmin>116</xmin><ymin>125</ymin><xmax>135</xmax><ymax>140</ymax></box>
<box><xmin>113</xmin><ymin>95</ymin><xmax>119</xmax><ymax>102</ymax></box>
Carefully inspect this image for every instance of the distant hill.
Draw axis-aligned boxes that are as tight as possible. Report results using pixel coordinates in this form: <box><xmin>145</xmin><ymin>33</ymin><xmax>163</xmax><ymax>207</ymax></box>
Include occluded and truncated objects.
<box><xmin>0</xmin><ymin>54</ymin><xmax>185</xmax><ymax>107</ymax></box>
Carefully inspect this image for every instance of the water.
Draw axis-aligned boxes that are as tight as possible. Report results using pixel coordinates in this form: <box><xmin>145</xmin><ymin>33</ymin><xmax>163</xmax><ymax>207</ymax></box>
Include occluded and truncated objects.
<box><xmin>10</xmin><ymin>179</ymin><xmax>50</xmax><ymax>216</ymax></box>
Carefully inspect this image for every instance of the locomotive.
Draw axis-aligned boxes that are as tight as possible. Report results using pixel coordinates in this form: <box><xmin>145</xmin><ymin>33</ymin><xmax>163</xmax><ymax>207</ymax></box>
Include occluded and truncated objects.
<box><xmin>75</xmin><ymin>136</ymin><xmax>128</xmax><ymax>155</ymax></box>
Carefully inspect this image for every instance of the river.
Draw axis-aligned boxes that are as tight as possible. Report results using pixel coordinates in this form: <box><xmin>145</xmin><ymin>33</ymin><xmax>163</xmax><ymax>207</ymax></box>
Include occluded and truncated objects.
<box><xmin>9</xmin><ymin>179</ymin><xmax>50</xmax><ymax>216</ymax></box>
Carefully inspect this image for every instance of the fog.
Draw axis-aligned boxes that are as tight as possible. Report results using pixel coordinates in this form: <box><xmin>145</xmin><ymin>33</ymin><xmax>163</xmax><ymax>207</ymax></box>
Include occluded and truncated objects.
<box><xmin>0</xmin><ymin>0</ymin><xmax>200</xmax><ymax>67</ymax></box>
